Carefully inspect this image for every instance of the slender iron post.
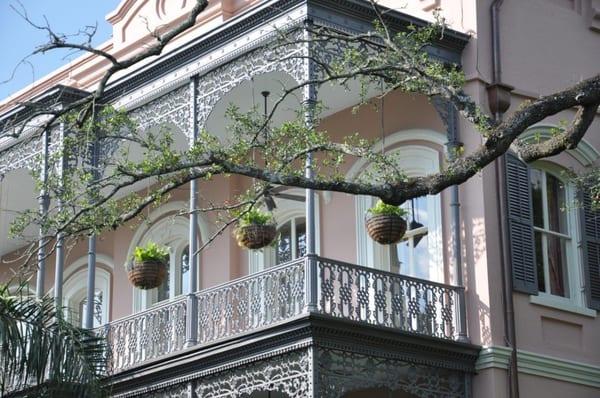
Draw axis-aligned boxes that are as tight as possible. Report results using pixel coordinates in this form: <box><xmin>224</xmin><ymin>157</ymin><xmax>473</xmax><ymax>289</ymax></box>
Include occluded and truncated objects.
<box><xmin>54</xmin><ymin>123</ymin><xmax>66</xmax><ymax>312</ymax></box>
<box><xmin>36</xmin><ymin>129</ymin><xmax>50</xmax><ymax>298</ymax></box>
<box><xmin>85</xmin><ymin>137</ymin><xmax>99</xmax><ymax>329</ymax></box>
<box><xmin>433</xmin><ymin>97</ymin><xmax>468</xmax><ymax>342</ymax></box>
<box><xmin>302</xmin><ymin>23</ymin><xmax>318</xmax><ymax>313</ymax></box>
<box><xmin>446</xmin><ymin>104</ymin><xmax>469</xmax><ymax>343</ymax></box>
<box><xmin>186</xmin><ymin>76</ymin><xmax>199</xmax><ymax>347</ymax></box>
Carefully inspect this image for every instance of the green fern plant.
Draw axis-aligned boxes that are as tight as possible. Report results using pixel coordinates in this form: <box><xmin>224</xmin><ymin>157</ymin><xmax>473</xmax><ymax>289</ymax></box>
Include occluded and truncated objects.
<box><xmin>367</xmin><ymin>199</ymin><xmax>408</xmax><ymax>217</ymax></box>
<box><xmin>133</xmin><ymin>242</ymin><xmax>169</xmax><ymax>263</ymax></box>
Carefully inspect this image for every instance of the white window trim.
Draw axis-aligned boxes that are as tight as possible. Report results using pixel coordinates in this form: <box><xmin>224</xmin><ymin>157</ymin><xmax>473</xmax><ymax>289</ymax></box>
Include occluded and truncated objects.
<box><xmin>249</xmin><ymin>188</ymin><xmax>320</xmax><ymax>274</ymax></box>
<box><xmin>354</xmin><ymin>145</ymin><xmax>444</xmax><ymax>283</ymax></box>
<box><xmin>128</xmin><ymin>202</ymin><xmax>209</xmax><ymax>312</ymax></box>
<box><xmin>529</xmin><ymin>161</ymin><xmax>589</xmax><ymax>313</ymax></box>
<box><xmin>62</xmin><ymin>263</ymin><xmax>112</xmax><ymax>326</ymax></box>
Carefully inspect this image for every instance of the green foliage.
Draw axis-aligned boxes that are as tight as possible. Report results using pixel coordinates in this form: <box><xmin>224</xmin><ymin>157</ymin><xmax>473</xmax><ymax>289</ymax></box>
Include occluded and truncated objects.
<box><xmin>0</xmin><ymin>283</ymin><xmax>107</xmax><ymax>397</ymax></box>
<box><xmin>238</xmin><ymin>208</ymin><xmax>274</xmax><ymax>227</ymax></box>
<box><xmin>367</xmin><ymin>200</ymin><xmax>407</xmax><ymax>217</ymax></box>
<box><xmin>133</xmin><ymin>242</ymin><xmax>169</xmax><ymax>263</ymax></box>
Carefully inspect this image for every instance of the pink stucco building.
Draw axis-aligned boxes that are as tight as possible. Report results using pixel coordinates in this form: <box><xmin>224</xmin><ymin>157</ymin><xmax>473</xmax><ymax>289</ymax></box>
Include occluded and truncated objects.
<box><xmin>1</xmin><ymin>0</ymin><xmax>599</xmax><ymax>396</ymax></box>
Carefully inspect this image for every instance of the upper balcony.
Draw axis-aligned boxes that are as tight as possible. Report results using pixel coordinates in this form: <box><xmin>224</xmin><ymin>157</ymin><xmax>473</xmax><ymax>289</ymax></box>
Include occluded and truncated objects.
<box><xmin>100</xmin><ymin>255</ymin><xmax>467</xmax><ymax>375</ymax></box>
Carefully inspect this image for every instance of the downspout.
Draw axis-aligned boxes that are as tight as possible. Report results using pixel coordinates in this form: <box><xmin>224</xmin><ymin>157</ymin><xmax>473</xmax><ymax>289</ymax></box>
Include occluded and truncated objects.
<box><xmin>488</xmin><ymin>1</ymin><xmax>519</xmax><ymax>397</ymax></box>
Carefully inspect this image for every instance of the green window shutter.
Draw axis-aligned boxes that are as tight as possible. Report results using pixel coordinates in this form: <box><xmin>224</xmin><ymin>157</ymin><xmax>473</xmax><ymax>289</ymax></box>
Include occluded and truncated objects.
<box><xmin>505</xmin><ymin>153</ymin><xmax>538</xmax><ymax>294</ymax></box>
<box><xmin>581</xmin><ymin>192</ymin><xmax>600</xmax><ymax>310</ymax></box>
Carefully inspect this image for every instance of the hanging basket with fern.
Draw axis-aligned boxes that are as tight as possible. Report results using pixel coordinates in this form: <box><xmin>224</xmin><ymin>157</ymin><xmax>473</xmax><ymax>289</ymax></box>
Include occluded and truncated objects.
<box><xmin>234</xmin><ymin>209</ymin><xmax>277</xmax><ymax>249</ymax></box>
<box><xmin>127</xmin><ymin>242</ymin><xmax>169</xmax><ymax>289</ymax></box>
<box><xmin>365</xmin><ymin>200</ymin><xmax>408</xmax><ymax>245</ymax></box>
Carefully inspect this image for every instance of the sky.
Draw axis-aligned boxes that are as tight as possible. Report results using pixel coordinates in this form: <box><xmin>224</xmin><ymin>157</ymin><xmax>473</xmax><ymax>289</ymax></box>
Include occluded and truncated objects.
<box><xmin>0</xmin><ymin>0</ymin><xmax>121</xmax><ymax>100</ymax></box>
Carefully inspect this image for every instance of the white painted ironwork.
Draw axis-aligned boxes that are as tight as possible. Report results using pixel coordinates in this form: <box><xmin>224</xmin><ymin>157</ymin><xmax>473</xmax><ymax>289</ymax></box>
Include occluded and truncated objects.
<box><xmin>101</xmin><ymin>256</ymin><xmax>462</xmax><ymax>373</ymax></box>
<box><xmin>317</xmin><ymin>257</ymin><xmax>460</xmax><ymax>340</ymax></box>
<box><xmin>103</xmin><ymin>296</ymin><xmax>187</xmax><ymax>373</ymax></box>
<box><xmin>196</xmin><ymin>257</ymin><xmax>306</xmax><ymax>344</ymax></box>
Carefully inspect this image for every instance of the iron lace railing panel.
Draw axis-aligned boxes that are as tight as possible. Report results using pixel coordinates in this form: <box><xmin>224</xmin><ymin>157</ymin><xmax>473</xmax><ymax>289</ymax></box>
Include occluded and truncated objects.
<box><xmin>196</xmin><ymin>258</ymin><xmax>306</xmax><ymax>344</ymax></box>
<box><xmin>103</xmin><ymin>296</ymin><xmax>187</xmax><ymax>373</ymax></box>
<box><xmin>316</xmin><ymin>257</ymin><xmax>461</xmax><ymax>340</ymax></box>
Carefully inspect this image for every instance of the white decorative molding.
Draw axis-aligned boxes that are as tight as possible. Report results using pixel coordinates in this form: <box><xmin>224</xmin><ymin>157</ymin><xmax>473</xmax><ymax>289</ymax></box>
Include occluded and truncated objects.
<box><xmin>348</xmin><ymin>132</ymin><xmax>445</xmax><ymax>283</ymax></box>
<box><xmin>476</xmin><ymin>346</ymin><xmax>600</xmax><ymax>388</ymax></box>
<box><xmin>530</xmin><ymin>293</ymin><xmax>597</xmax><ymax>318</ymax></box>
<box><xmin>111</xmin><ymin>2</ymin><xmax>308</xmax><ymax>112</ymax></box>
<box><xmin>249</xmin><ymin>188</ymin><xmax>320</xmax><ymax>273</ymax></box>
<box><xmin>127</xmin><ymin>201</ymin><xmax>210</xmax><ymax>312</ymax></box>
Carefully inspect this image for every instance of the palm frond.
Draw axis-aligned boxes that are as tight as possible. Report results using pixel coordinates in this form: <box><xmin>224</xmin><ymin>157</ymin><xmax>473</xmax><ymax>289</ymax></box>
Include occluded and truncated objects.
<box><xmin>0</xmin><ymin>282</ymin><xmax>108</xmax><ymax>397</ymax></box>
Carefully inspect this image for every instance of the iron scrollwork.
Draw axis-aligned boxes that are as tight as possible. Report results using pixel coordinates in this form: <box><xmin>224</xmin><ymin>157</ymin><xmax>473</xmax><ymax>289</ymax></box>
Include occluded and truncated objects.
<box><xmin>194</xmin><ymin>349</ymin><xmax>313</xmax><ymax>398</ymax></box>
<box><xmin>195</xmin><ymin>34</ymin><xmax>306</xmax><ymax>128</ymax></box>
<box><xmin>317</xmin><ymin>348</ymin><xmax>465</xmax><ymax>398</ymax></box>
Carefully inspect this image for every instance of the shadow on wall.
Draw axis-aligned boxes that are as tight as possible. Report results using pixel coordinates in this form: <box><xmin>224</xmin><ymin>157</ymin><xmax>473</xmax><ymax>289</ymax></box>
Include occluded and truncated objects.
<box><xmin>447</xmin><ymin>212</ymin><xmax>492</xmax><ymax>346</ymax></box>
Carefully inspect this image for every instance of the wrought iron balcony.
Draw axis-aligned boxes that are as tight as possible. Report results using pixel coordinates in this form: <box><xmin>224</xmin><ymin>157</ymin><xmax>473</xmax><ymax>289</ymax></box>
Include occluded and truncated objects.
<box><xmin>101</xmin><ymin>256</ymin><xmax>464</xmax><ymax>374</ymax></box>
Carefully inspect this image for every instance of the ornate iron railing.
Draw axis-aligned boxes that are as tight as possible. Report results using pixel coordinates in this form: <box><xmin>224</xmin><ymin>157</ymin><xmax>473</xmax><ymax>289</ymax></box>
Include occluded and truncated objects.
<box><xmin>196</xmin><ymin>257</ymin><xmax>306</xmax><ymax>344</ymax></box>
<box><xmin>103</xmin><ymin>296</ymin><xmax>187</xmax><ymax>373</ymax></box>
<box><xmin>316</xmin><ymin>257</ymin><xmax>461</xmax><ymax>340</ymax></box>
<box><xmin>101</xmin><ymin>256</ymin><xmax>463</xmax><ymax>373</ymax></box>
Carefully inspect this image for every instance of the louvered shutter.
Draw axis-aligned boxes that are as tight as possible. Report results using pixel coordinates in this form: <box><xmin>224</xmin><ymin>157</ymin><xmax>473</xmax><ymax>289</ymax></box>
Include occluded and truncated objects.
<box><xmin>505</xmin><ymin>153</ymin><xmax>538</xmax><ymax>294</ymax></box>
<box><xmin>581</xmin><ymin>191</ymin><xmax>600</xmax><ymax>310</ymax></box>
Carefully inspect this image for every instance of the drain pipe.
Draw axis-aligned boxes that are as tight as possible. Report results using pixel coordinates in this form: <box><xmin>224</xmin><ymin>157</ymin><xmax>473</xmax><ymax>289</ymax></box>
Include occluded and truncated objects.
<box><xmin>488</xmin><ymin>1</ymin><xmax>519</xmax><ymax>397</ymax></box>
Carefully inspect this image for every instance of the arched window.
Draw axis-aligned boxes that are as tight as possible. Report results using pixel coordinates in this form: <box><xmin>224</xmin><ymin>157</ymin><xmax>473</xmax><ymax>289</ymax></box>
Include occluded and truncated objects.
<box><xmin>354</xmin><ymin>144</ymin><xmax>444</xmax><ymax>283</ymax></box>
<box><xmin>275</xmin><ymin>216</ymin><xmax>307</xmax><ymax>264</ymax></box>
<box><xmin>62</xmin><ymin>259</ymin><xmax>112</xmax><ymax>328</ymax></box>
<box><xmin>131</xmin><ymin>216</ymin><xmax>197</xmax><ymax>310</ymax></box>
<box><xmin>249</xmin><ymin>188</ymin><xmax>319</xmax><ymax>273</ymax></box>
<box><xmin>128</xmin><ymin>201</ymin><xmax>210</xmax><ymax>312</ymax></box>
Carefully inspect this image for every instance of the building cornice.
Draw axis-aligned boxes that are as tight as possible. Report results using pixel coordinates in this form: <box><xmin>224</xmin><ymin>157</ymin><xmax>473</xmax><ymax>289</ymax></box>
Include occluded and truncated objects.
<box><xmin>476</xmin><ymin>346</ymin><xmax>600</xmax><ymax>388</ymax></box>
<box><xmin>101</xmin><ymin>0</ymin><xmax>469</xmax><ymax>106</ymax></box>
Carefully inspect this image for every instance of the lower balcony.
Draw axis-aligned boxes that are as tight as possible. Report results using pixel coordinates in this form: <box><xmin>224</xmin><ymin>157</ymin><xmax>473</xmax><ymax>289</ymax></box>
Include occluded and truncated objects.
<box><xmin>101</xmin><ymin>256</ymin><xmax>479</xmax><ymax>397</ymax></box>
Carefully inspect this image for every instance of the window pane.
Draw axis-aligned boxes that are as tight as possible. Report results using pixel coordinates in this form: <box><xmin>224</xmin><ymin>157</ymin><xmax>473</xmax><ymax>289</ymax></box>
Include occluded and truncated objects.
<box><xmin>157</xmin><ymin>254</ymin><xmax>170</xmax><ymax>302</ymax></box>
<box><xmin>535</xmin><ymin>231</ymin><xmax>545</xmax><ymax>293</ymax></box>
<box><xmin>404</xmin><ymin>197</ymin><xmax>428</xmax><ymax>231</ymax></box>
<box><xmin>546</xmin><ymin>173</ymin><xmax>568</xmax><ymax>234</ymax></box>
<box><xmin>547</xmin><ymin>235</ymin><xmax>569</xmax><ymax>297</ymax></box>
<box><xmin>79</xmin><ymin>290</ymin><xmax>103</xmax><ymax>328</ymax></box>
<box><xmin>181</xmin><ymin>246</ymin><xmax>190</xmax><ymax>295</ymax></box>
<box><xmin>276</xmin><ymin>221</ymin><xmax>292</xmax><ymax>264</ymax></box>
<box><xmin>396</xmin><ymin>240</ymin><xmax>410</xmax><ymax>274</ymax></box>
<box><xmin>531</xmin><ymin>169</ymin><xmax>544</xmax><ymax>228</ymax></box>
<box><xmin>295</xmin><ymin>218</ymin><xmax>306</xmax><ymax>258</ymax></box>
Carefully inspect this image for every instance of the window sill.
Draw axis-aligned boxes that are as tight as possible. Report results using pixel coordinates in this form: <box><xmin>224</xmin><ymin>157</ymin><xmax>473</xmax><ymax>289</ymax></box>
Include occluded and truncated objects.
<box><xmin>529</xmin><ymin>294</ymin><xmax>597</xmax><ymax>318</ymax></box>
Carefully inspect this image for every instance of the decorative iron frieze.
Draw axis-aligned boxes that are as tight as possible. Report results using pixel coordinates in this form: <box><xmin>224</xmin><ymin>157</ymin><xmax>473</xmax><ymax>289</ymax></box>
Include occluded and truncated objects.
<box><xmin>129</xmin><ymin>84</ymin><xmax>192</xmax><ymax>134</ymax></box>
<box><xmin>194</xmin><ymin>349</ymin><xmax>313</xmax><ymax>398</ymax></box>
<box><xmin>317</xmin><ymin>347</ymin><xmax>466</xmax><ymax>398</ymax></box>
<box><xmin>195</xmin><ymin>37</ymin><xmax>306</xmax><ymax>128</ymax></box>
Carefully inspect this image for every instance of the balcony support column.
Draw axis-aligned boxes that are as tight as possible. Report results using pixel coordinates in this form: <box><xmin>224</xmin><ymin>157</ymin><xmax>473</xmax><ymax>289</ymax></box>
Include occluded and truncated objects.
<box><xmin>54</xmin><ymin>123</ymin><xmax>66</xmax><ymax>313</ymax></box>
<box><xmin>36</xmin><ymin>129</ymin><xmax>50</xmax><ymax>299</ymax></box>
<box><xmin>433</xmin><ymin>97</ymin><xmax>469</xmax><ymax>343</ymax></box>
<box><xmin>302</xmin><ymin>24</ymin><xmax>318</xmax><ymax>313</ymax></box>
<box><xmin>85</xmin><ymin>138</ymin><xmax>99</xmax><ymax>330</ymax></box>
<box><xmin>186</xmin><ymin>76</ymin><xmax>199</xmax><ymax>347</ymax></box>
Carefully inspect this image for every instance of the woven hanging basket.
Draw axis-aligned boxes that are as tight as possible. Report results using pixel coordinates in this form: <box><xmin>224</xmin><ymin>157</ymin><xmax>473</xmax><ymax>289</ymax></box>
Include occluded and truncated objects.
<box><xmin>127</xmin><ymin>260</ymin><xmax>168</xmax><ymax>290</ymax></box>
<box><xmin>365</xmin><ymin>214</ymin><xmax>407</xmax><ymax>244</ymax></box>
<box><xmin>235</xmin><ymin>223</ymin><xmax>277</xmax><ymax>249</ymax></box>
